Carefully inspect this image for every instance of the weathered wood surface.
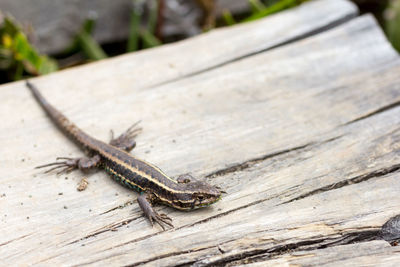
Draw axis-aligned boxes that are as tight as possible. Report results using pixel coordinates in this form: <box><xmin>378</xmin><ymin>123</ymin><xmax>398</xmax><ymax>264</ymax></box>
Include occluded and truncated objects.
<box><xmin>1</xmin><ymin>0</ymin><xmax>400</xmax><ymax>265</ymax></box>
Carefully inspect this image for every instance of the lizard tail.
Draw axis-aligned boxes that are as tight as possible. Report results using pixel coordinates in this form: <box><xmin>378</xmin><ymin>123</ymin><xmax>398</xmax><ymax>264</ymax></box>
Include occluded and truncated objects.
<box><xmin>26</xmin><ymin>80</ymin><xmax>98</xmax><ymax>150</ymax></box>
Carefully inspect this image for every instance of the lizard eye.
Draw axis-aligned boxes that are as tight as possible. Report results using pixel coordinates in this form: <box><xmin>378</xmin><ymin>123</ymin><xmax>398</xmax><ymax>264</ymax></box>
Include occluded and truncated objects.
<box><xmin>197</xmin><ymin>195</ymin><xmax>204</xmax><ymax>201</ymax></box>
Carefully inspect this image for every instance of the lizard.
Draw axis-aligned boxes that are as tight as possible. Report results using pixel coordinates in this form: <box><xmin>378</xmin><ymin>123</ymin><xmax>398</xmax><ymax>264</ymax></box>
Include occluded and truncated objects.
<box><xmin>26</xmin><ymin>81</ymin><xmax>222</xmax><ymax>230</ymax></box>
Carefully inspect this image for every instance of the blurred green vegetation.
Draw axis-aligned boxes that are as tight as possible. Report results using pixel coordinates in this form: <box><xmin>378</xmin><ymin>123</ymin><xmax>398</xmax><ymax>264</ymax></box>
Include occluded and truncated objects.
<box><xmin>58</xmin><ymin>16</ymin><xmax>107</xmax><ymax>61</ymax></box>
<box><xmin>0</xmin><ymin>16</ymin><xmax>57</xmax><ymax>81</ymax></box>
<box><xmin>0</xmin><ymin>0</ymin><xmax>399</xmax><ymax>84</ymax></box>
<box><xmin>128</xmin><ymin>0</ymin><xmax>161</xmax><ymax>51</ymax></box>
<box><xmin>386</xmin><ymin>0</ymin><xmax>400</xmax><ymax>52</ymax></box>
<box><xmin>244</xmin><ymin>0</ymin><xmax>310</xmax><ymax>22</ymax></box>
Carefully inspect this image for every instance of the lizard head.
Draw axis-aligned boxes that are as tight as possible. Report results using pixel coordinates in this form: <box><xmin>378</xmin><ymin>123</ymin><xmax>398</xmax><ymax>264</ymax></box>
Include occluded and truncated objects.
<box><xmin>186</xmin><ymin>180</ymin><xmax>222</xmax><ymax>209</ymax></box>
<box><xmin>169</xmin><ymin>175</ymin><xmax>222</xmax><ymax>210</ymax></box>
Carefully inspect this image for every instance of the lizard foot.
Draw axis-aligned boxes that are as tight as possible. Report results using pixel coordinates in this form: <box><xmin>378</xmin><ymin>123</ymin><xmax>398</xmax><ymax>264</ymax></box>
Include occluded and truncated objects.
<box><xmin>137</xmin><ymin>193</ymin><xmax>174</xmax><ymax>230</ymax></box>
<box><xmin>148</xmin><ymin>211</ymin><xmax>174</xmax><ymax>231</ymax></box>
<box><xmin>36</xmin><ymin>155</ymin><xmax>101</xmax><ymax>174</ymax></box>
<box><xmin>110</xmin><ymin>120</ymin><xmax>142</xmax><ymax>152</ymax></box>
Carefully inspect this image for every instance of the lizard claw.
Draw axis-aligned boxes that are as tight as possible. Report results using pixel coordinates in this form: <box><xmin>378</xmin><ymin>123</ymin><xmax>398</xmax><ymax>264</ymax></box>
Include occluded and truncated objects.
<box><xmin>149</xmin><ymin>210</ymin><xmax>174</xmax><ymax>230</ymax></box>
<box><xmin>137</xmin><ymin>194</ymin><xmax>174</xmax><ymax>231</ymax></box>
<box><xmin>159</xmin><ymin>213</ymin><xmax>173</xmax><ymax>221</ymax></box>
<box><xmin>35</xmin><ymin>158</ymin><xmax>79</xmax><ymax>174</ymax></box>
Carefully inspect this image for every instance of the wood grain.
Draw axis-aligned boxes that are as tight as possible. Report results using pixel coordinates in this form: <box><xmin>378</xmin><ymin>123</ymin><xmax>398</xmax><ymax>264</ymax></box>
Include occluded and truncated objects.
<box><xmin>1</xmin><ymin>0</ymin><xmax>400</xmax><ymax>265</ymax></box>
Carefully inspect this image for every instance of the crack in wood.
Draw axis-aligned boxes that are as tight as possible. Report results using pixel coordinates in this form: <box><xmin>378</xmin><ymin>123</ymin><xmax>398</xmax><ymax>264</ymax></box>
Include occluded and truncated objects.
<box><xmin>122</xmin><ymin>246</ymin><xmax>213</xmax><ymax>267</ymax></box>
<box><xmin>120</xmin><ymin>238</ymin><xmax>241</xmax><ymax>267</ymax></box>
<box><xmin>147</xmin><ymin>12</ymin><xmax>357</xmax><ymax>90</ymax></box>
<box><xmin>319</xmin><ymin>230</ymin><xmax>380</xmax><ymax>248</ymax></box>
<box><xmin>282</xmin><ymin>163</ymin><xmax>400</xmax><ymax>205</ymax></box>
<box><xmin>65</xmin><ymin>216</ymin><xmax>142</xmax><ymax>246</ymax></box>
<box><xmin>177</xmin><ymin>198</ymin><xmax>275</xmax><ymax>231</ymax></box>
<box><xmin>206</xmin><ymin>135</ymin><xmax>343</xmax><ymax>179</ymax></box>
<box><xmin>73</xmin><ymin>244</ymin><xmax>215</xmax><ymax>267</ymax></box>
<box><xmin>343</xmin><ymin>99</ymin><xmax>400</xmax><ymax>126</ymax></box>
<box><xmin>194</xmin><ymin>230</ymin><xmax>380</xmax><ymax>266</ymax></box>
<box><xmin>0</xmin><ymin>233</ymin><xmax>32</xmax><ymax>248</ymax></box>
<box><xmin>205</xmin><ymin>143</ymin><xmax>313</xmax><ymax>178</ymax></box>
<box><xmin>100</xmin><ymin>200</ymin><xmax>135</xmax><ymax>215</ymax></box>
<box><xmin>33</xmin><ymin>252</ymin><xmax>65</xmax><ymax>265</ymax></box>
<box><xmin>96</xmin><ymin>222</ymin><xmax>175</xmax><ymax>253</ymax></box>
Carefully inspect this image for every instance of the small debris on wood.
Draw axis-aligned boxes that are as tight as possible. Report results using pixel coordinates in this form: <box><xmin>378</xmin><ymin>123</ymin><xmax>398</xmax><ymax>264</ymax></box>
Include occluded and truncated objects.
<box><xmin>77</xmin><ymin>178</ymin><xmax>89</xmax><ymax>191</ymax></box>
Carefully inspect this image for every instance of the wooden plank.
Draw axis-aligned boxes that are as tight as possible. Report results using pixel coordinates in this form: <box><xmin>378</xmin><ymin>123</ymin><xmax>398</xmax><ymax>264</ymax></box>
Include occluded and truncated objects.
<box><xmin>1</xmin><ymin>0</ymin><xmax>400</xmax><ymax>266</ymax></box>
<box><xmin>245</xmin><ymin>241</ymin><xmax>400</xmax><ymax>266</ymax></box>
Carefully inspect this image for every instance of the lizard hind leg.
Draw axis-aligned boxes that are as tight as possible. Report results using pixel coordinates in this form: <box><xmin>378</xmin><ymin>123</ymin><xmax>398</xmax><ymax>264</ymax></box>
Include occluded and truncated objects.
<box><xmin>36</xmin><ymin>154</ymin><xmax>101</xmax><ymax>174</ymax></box>
<box><xmin>109</xmin><ymin>120</ymin><xmax>142</xmax><ymax>152</ymax></box>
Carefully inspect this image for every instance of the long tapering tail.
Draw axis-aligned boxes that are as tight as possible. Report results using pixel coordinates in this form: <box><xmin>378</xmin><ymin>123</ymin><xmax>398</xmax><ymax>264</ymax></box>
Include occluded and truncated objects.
<box><xmin>26</xmin><ymin>81</ymin><xmax>98</xmax><ymax>150</ymax></box>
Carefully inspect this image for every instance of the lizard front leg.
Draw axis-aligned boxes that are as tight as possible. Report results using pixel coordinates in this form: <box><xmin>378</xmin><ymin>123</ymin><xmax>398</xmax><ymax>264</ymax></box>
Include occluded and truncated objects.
<box><xmin>110</xmin><ymin>121</ymin><xmax>142</xmax><ymax>152</ymax></box>
<box><xmin>36</xmin><ymin>154</ymin><xmax>101</xmax><ymax>174</ymax></box>
<box><xmin>137</xmin><ymin>193</ymin><xmax>173</xmax><ymax>230</ymax></box>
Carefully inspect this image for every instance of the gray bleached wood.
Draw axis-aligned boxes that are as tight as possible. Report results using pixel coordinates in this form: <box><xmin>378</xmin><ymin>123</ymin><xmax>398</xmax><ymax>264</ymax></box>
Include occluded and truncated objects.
<box><xmin>245</xmin><ymin>241</ymin><xmax>400</xmax><ymax>266</ymax></box>
<box><xmin>1</xmin><ymin>0</ymin><xmax>400</xmax><ymax>266</ymax></box>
